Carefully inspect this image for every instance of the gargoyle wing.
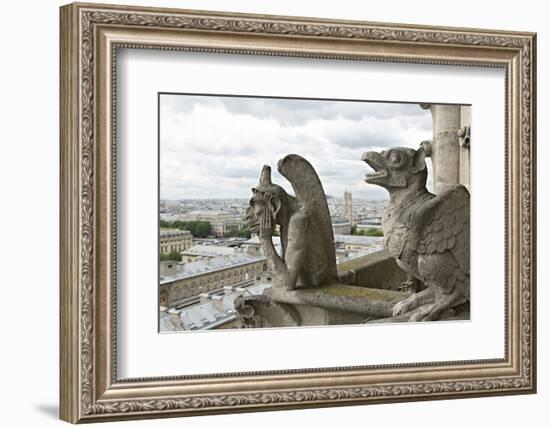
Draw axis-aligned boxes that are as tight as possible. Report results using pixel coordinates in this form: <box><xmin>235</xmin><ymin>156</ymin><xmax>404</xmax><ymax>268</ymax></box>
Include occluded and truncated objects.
<box><xmin>412</xmin><ymin>184</ymin><xmax>470</xmax><ymax>276</ymax></box>
<box><xmin>277</xmin><ymin>154</ymin><xmax>338</xmax><ymax>278</ymax></box>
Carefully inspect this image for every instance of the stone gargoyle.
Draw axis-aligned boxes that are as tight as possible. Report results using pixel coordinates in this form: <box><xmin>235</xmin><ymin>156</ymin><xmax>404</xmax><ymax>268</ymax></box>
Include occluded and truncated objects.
<box><xmin>245</xmin><ymin>154</ymin><xmax>338</xmax><ymax>290</ymax></box>
<box><xmin>361</xmin><ymin>145</ymin><xmax>470</xmax><ymax>321</ymax></box>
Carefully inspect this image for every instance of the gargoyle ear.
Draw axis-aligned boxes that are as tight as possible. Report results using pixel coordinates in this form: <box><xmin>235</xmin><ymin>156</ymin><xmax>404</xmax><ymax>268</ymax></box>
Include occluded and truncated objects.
<box><xmin>411</xmin><ymin>147</ymin><xmax>426</xmax><ymax>174</ymax></box>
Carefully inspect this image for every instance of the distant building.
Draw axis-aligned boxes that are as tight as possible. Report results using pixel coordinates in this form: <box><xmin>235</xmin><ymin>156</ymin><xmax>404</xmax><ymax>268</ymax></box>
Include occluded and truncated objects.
<box><xmin>333</xmin><ymin>234</ymin><xmax>384</xmax><ymax>264</ymax></box>
<box><xmin>175</xmin><ymin>282</ymin><xmax>271</xmax><ymax>331</ymax></box>
<box><xmin>160</xmin><ymin>229</ymin><xmax>192</xmax><ymax>254</ymax></box>
<box><xmin>334</xmin><ymin>234</ymin><xmax>383</xmax><ymax>251</ymax></box>
<box><xmin>242</xmin><ymin>235</ymin><xmax>282</xmax><ymax>257</ymax></box>
<box><xmin>181</xmin><ymin>244</ymin><xmax>236</xmax><ymax>263</ymax></box>
<box><xmin>344</xmin><ymin>190</ymin><xmax>353</xmax><ymax>225</ymax></box>
<box><xmin>180</xmin><ymin>210</ymin><xmax>244</xmax><ymax>237</ymax></box>
<box><xmin>161</xmin><ymin>200</ymin><xmax>182</xmax><ymax>208</ymax></box>
<box><xmin>356</xmin><ymin>217</ymin><xmax>383</xmax><ymax>231</ymax></box>
<box><xmin>331</xmin><ymin>217</ymin><xmax>352</xmax><ymax>235</ymax></box>
<box><xmin>159</xmin><ymin>253</ymin><xmax>267</xmax><ymax>308</ymax></box>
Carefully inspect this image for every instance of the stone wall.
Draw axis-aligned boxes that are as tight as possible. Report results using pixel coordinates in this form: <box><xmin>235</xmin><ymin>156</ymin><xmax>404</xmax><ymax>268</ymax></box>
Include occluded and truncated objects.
<box><xmin>160</xmin><ymin>259</ymin><xmax>267</xmax><ymax>307</ymax></box>
<box><xmin>159</xmin><ymin>229</ymin><xmax>193</xmax><ymax>254</ymax></box>
<box><xmin>337</xmin><ymin>250</ymin><xmax>408</xmax><ymax>292</ymax></box>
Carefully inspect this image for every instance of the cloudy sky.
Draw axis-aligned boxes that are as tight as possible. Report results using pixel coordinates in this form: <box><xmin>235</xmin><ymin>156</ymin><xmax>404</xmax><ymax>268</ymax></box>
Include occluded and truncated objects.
<box><xmin>160</xmin><ymin>94</ymin><xmax>433</xmax><ymax>200</ymax></box>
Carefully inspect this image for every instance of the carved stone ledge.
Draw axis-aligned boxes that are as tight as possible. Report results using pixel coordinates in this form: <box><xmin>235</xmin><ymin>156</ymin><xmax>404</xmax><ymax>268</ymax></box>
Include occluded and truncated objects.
<box><xmin>260</xmin><ymin>283</ymin><xmax>407</xmax><ymax>318</ymax></box>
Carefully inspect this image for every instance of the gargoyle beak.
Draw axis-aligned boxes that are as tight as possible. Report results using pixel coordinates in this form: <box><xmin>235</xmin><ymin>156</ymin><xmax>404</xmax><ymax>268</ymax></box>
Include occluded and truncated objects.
<box><xmin>362</xmin><ymin>151</ymin><xmax>388</xmax><ymax>183</ymax></box>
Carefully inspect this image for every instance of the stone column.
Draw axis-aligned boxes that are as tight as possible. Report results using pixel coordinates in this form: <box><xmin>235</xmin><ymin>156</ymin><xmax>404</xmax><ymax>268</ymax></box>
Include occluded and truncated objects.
<box><xmin>458</xmin><ymin>106</ymin><xmax>471</xmax><ymax>191</ymax></box>
<box><xmin>422</xmin><ymin>104</ymin><xmax>461</xmax><ymax>194</ymax></box>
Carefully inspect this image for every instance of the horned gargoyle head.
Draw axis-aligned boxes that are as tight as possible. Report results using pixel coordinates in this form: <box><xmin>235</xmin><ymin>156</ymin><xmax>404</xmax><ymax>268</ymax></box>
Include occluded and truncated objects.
<box><xmin>246</xmin><ymin>165</ymin><xmax>286</xmax><ymax>234</ymax></box>
<box><xmin>361</xmin><ymin>145</ymin><xmax>428</xmax><ymax>191</ymax></box>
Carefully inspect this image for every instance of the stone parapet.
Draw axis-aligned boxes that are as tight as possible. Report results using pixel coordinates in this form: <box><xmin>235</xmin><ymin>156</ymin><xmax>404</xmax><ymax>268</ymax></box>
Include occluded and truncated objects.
<box><xmin>260</xmin><ymin>283</ymin><xmax>407</xmax><ymax>319</ymax></box>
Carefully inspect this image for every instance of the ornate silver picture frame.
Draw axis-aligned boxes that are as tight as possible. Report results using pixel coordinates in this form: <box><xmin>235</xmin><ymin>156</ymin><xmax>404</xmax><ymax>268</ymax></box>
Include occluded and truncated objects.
<box><xmin>60</xmin><ymin>2</ymin><xmax>536</xmax><ymax>423</ymax></box>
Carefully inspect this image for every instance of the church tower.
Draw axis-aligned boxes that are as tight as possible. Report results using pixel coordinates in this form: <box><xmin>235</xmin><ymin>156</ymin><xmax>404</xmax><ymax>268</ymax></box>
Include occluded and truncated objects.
<box><xmin>344</xmin><ymin>190</ymin><xmax>353</xmax><ymax>225</ymax></box>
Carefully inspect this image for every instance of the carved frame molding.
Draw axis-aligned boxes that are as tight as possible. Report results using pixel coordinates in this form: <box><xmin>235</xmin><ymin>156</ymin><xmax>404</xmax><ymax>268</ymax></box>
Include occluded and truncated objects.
<box><xmin>60</xmin><ymin>2</ymin><xmax>536</xmax><ymax>423</ymax></box>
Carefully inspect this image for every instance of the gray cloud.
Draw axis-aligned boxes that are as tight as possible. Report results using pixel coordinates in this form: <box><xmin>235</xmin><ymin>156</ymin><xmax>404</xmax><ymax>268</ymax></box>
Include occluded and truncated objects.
<box><xmin>162</xmin><ymin>93</ymin><xmax>434</xmax><ymax>128</ymax></box>
<box><xmin>160</xmin><ymin>94</ymin><xmax>436</xmax><ymax>200</ymax></box>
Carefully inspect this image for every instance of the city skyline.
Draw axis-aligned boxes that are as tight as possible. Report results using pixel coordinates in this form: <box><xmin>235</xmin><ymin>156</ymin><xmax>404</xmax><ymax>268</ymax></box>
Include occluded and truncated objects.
<box><xmin>160</xmin><ymin>94</ymin><xmax>434</xmax><ymax>200</ymax></box>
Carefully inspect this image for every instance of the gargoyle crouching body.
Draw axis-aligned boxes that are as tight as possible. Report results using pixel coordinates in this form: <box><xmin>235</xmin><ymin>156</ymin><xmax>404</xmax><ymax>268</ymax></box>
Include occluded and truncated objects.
<box><xmin>362</xmin><ymin>146</ymin><xmax>470</xmax><ymax>321</ymax></box>
<box><xmin>246</xmin><ymin>154</ymin><xmax>338</xmax><ymax>291</ymax></box>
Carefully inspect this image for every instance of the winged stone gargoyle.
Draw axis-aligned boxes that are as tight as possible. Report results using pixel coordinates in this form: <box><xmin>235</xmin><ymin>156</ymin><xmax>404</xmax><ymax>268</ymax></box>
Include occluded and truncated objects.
<box><xmin>361</xmin><ymin>145</ymin><xmax>470</xmax><ymax>321</ymax></box>
<box><xmin>245</xmin><ymin>154</ymin><xmax>338</xmax><ymax>290</ymax></box>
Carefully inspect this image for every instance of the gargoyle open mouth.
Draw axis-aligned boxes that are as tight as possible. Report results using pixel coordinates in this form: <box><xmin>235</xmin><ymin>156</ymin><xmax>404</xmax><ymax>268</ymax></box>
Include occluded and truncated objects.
<box><xmin>361</xmin><ymin>151</ymin><xmax>388</xmax><ymax>182</ymax></box>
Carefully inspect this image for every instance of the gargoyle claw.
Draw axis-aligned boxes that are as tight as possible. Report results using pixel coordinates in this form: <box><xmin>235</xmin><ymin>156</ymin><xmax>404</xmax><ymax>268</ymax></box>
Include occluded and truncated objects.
<box><xmin>392</xmin><ymin>301</ymin><xmax>407</xmax><ymax>317</ymax></box>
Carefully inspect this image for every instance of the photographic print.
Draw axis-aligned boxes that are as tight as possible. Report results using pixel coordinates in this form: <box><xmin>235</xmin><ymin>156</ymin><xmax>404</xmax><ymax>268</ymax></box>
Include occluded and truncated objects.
<box><xmin>60</xmin><ymin>4</ymin><xmax>536</xmax><ymax>421</ymax></box>
<box><xmin>158</xmin><ymin>94</ymin><xmax>471</xmax><ymax>332</ymax></box>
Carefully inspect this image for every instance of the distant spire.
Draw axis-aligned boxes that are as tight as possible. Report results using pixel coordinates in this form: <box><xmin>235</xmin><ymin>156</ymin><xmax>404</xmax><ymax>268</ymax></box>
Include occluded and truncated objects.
<box><xmin>344</xmin><ymin>190</ymin><xmax>353</xmax><ymax>224</ymax></box>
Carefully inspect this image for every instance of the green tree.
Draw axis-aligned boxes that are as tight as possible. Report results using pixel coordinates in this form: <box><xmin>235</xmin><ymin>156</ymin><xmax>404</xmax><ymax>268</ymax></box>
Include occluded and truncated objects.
<box><xmin>159</xmin><ymin>220</ymin><xmax>212</xmax><ymax>238</ymax></box>
<box><xmin>351</xmin><ymin>227</ymin><xmax>383</xmax><ymax>237</ymax></box>
<box><xmin>160</xmin><ymin>250</ymin><xmax>182</xmax><ymax>262</ymax></box>
<box><xmin>191</xmin><ymin>221</ymin><xmax>211</xmax><ymax>238</ymax></box>
<box><xmin>227</xmin><ymin>227</ymin><xmax>252</xmax><ymax>239</ymax></box>
<box><xmin>364</xmin><ymin>228</ymin><xmax>384</xmax><ymax>237</ymax></box>
<box><xmin>173</xmin><ymin>220</ymin><xmax>183</xmax><ymax>229</ymax></box>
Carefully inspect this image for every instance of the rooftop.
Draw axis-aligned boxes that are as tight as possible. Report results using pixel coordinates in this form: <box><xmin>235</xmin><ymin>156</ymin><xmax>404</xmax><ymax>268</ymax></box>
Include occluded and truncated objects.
<box><xmin>244</xmin><ymin>235</ymin><xmax>281</xmax><ymax>245</ymax></box>
<box><xmin>331</xmin><ymin>217</ymin><xmax>352</xmax><ymax>225</ymax></box>
<box><xmin>178</xmin><ymin>283</ymin><xmax>271</xmax><ymax>330</ymax></box>
<box><xmin>333</xmin><ymin>234</ymin><xmax>384</xmax><ymax>245</ymax></box>
<box><xmin>182</xmin><ymin>244</ymin><xmax>236</xmax><ymax>257</ymax></box>
<box><xmin>160</xmin><ymin>253</ymin><xmax>265</xmax><ymax>284</ymax></box>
